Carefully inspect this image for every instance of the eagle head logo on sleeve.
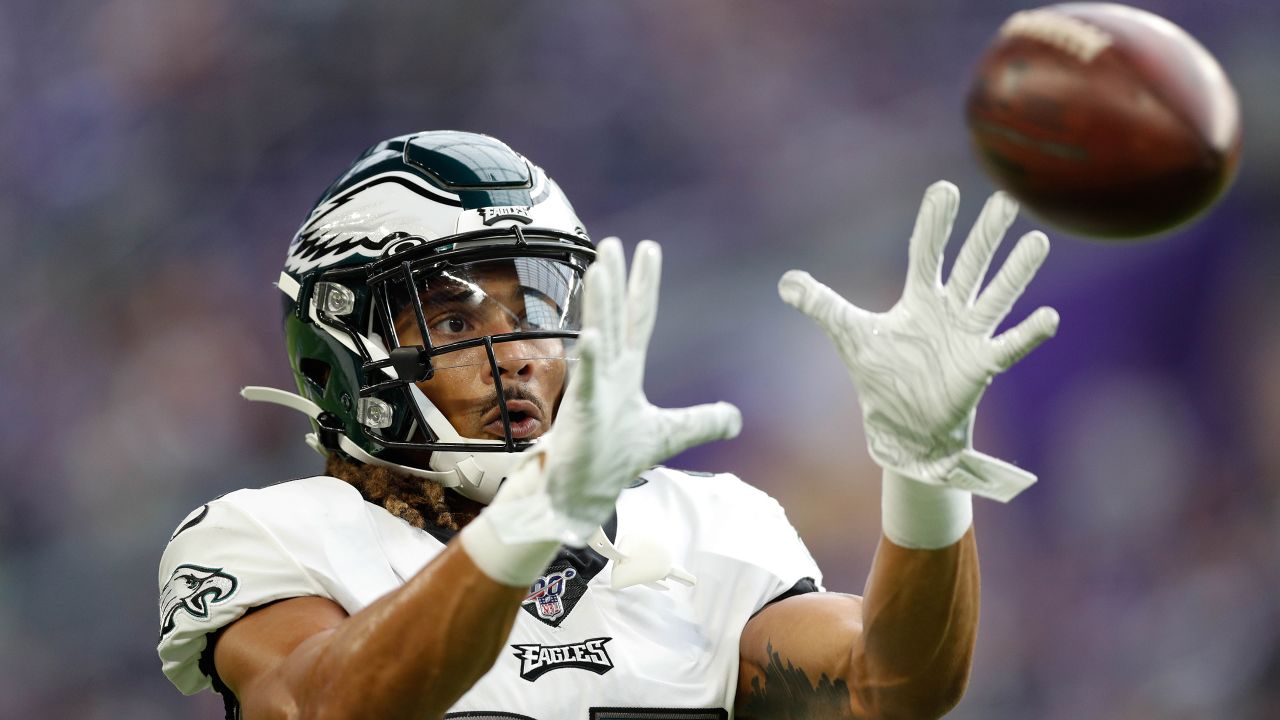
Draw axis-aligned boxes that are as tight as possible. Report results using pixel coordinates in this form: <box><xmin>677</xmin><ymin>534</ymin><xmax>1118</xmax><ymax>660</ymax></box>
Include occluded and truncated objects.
<box><xmin>159</xmin><ymin>564</ymin><xmax>239</xmax><ymax>636</ymax></box>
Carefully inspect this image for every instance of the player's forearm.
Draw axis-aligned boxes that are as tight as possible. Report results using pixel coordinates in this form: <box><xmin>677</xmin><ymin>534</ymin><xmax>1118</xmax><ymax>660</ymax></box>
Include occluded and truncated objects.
<box><xmin>852</xmin><ymin>528</ymin><xmax>979</xmax><ymax>719</ymax></box>
<box><xmin>297</xmin><ymin>541</ymin><xmax>527</xmax><ymax>719</ymax></box>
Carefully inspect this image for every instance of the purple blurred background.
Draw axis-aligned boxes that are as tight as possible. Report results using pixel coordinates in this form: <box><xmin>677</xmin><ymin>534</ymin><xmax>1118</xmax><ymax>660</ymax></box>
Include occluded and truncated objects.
<box><xmin>2</xmin><ymin>1</ymin><xmax>1278</xmax><ymax>717</ymax></box>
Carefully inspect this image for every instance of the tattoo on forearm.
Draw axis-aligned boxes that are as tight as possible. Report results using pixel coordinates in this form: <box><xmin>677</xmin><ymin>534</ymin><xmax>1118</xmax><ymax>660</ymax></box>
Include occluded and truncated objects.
<box><xmin>739</xmin><ymin>642</ymin><xmax>854</xmax><ymax>720</ymax></box>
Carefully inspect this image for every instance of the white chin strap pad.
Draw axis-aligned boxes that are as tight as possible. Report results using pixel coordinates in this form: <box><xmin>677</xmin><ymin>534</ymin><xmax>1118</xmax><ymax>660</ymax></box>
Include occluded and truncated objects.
<box><xmin>435</xmin><ymin>450</ymin><xmax>523</xmax><ymax>504</ymax></box>
<box><xmin>239</xmin><ymin>385</ymin><xmax>529</xmax><ymax>502</ymax></box>
<box><xmin>402</xmin><ymin>383</ymin><xmax>527</xmax><ymax>504</ymax></box>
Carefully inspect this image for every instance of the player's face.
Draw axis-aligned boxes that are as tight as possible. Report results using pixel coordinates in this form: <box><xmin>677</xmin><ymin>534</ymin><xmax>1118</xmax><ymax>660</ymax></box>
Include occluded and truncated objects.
<box><xmin>393</xmin><ymin>264</ymin><xmax>570</xmax><ymax>442</ymax></box>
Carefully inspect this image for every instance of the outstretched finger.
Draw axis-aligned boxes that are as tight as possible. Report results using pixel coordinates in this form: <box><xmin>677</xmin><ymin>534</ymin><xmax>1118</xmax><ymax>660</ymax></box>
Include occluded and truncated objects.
<box><xmin>778</xmin><ymin>270</ymin><xmax>873</xmax><ymax>338</ymax></box>
<box><xmin>904</xmin><ymin>181</ymin><xmax>959</xmax><ymax>299</ymax></box>
<box><xmin>654</xmin><ymin>401</ymin><xmax>743</xmax><ymax>461</ymax></box>
<box><xmin>971</xmin><ymin>231</ymin><xmax>1050</xmax><ymax>332</ymax></box>
<box><xmin>949</xmin><ymin>191</ymin><xmax>1018</xmax><ymax>304</ymax></box>
<box><xmin>989</xmin><ymin>306</ymin><xmax>1060</xmax><ymax>371</ymax></box>
<box><xmin>580</xmin><ymin>261</ymin><xmax>606</xmax><ymax>340</ymax></box>
<box><xmin>626</xmin><ymin>240</ymin><xmax>662</xmax><ymax>352</ymax></box>
<box><xmin>588</xmin><ymin>238</ymin><xmax>627</xmax><ymax>358</ymax></box>
<box><xmin>568</xmin><ymin>327</ymin><xmax>600</xmax><ymax>402</ymax></box>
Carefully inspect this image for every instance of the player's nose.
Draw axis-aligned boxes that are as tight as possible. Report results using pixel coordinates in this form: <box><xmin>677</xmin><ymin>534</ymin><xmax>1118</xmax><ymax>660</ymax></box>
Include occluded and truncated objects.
<box><xmin>486</xmin><ymin>340</ymin><xmax>537</xmax><ymax>383</ymax></box>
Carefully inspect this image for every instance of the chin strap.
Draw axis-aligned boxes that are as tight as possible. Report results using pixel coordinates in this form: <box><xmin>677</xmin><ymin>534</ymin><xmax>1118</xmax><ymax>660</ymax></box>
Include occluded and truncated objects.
<box><xmin>239</xmin><ymin>386</ymin><xmax>465</xmax><ymax>488</ymax></box>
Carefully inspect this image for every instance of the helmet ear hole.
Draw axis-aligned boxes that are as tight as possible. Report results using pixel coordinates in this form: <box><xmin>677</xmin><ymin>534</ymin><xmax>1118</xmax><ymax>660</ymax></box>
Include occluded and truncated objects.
<box><xmin>299</xmin><ymin>357</ymin><xmax>332</xmax><ymax>393</ymax></box>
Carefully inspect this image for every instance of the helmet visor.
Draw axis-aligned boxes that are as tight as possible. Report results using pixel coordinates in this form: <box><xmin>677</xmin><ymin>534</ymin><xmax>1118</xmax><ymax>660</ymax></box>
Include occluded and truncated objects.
<box><xmin>386</xmin><ymin>256</ymin><xmax>584</xmax><ymax>357</ymax></box>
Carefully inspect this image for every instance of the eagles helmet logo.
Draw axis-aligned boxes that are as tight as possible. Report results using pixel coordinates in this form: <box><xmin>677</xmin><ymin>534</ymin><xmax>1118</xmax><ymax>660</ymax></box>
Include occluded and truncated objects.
<box><xmin>284</xmin><ymin>173</ymin><xmax>462</xmax><ymax>275</ymax></box>
<box><xmin>159</xmin><ymin>564</ymin><xmax>239</xmax><ymax>636</ymax></box>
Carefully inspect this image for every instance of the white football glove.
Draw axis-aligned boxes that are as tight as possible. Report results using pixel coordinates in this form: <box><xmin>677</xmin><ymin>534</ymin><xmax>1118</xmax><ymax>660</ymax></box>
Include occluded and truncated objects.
<box><xmin>468</xmin><ymin>238</ymin><xmax>742</xmax><ymax>562</ymax></box>
<box><xmin>778</xmin><ymin>181</ymin><xmax>1059</xmax><ymax>502</ymax></box>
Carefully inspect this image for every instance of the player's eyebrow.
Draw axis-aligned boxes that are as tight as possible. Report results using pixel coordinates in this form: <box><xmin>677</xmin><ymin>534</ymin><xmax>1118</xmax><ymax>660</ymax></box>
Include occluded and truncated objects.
<box><xmin>422</xmin><ymin>286</ymin><xmax>480</xmax><ymax>306</ymax></box>
<box><xmin>395</xmin><ymin>286</ymin><xmax>479</xmax><ymax>335</ymax></box>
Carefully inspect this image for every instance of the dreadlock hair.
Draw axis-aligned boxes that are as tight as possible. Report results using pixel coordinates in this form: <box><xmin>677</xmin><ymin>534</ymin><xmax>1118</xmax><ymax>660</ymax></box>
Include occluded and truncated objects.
<box><xmin>324</xmin><ymin>453</ymin><xmax>483</xmax><ymax>532</ymax></box>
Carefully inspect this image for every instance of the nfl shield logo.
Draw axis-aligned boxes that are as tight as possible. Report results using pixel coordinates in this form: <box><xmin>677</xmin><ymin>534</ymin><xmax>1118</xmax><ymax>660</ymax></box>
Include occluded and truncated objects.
<box><xmin>524</xmin><ymin>567</ymin><xmax>578</xmax><ymax>622</ymax></box>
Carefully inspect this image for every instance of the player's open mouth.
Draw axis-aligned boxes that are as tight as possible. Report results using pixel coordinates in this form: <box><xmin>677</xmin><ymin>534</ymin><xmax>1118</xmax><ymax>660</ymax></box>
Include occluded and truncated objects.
<box><xmin>481</xmin><ymin>400</ymin><xmax>545</xmax><ymax>440</ymax></box>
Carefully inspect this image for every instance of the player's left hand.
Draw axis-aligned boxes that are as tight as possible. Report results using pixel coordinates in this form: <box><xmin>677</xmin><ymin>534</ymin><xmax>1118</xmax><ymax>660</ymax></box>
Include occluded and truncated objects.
<box><xmin>484</xmin><ymin>237</ymin><xmax>742</xmax><ymax>547</ymax></box>
<box><xmin>778</xmin><ymin>181</ymin><xmax>1059</xmax><ymax>501</ymax></box>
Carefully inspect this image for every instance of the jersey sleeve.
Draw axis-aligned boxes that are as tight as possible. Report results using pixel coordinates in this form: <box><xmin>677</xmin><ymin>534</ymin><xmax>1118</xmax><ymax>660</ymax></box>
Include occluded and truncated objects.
<box><xmin>156</xmin><ymin>495</ymin><xmax>329</xmax><ymax>695</ymax></box>
<box><xmin>712</xmin><ymin>474</ymin><xmax>826</xmax><ymax>606</ymax></box>
<box><xmin>653</xmin><ymin>468</ymin><xmax>825</xmax><ymax>612</ymax></box>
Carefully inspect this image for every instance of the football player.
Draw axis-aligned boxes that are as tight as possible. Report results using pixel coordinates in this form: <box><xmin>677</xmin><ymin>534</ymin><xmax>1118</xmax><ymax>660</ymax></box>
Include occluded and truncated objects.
<box><xmin>157</xmin><ymin>131</ymin><xmax>1058</xmax><ymax>718</ymax></box>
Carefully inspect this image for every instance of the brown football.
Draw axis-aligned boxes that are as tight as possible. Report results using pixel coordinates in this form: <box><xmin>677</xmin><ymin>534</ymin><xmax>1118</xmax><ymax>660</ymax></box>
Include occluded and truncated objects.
<box><xmin>966</xmin><ymin>3</ymin><xmax>1241</xmax><ymax>239</ymax></box>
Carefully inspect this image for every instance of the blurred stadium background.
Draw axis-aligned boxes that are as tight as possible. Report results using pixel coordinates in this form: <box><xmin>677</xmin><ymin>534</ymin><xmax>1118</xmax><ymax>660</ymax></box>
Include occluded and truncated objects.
<box><xmin>2</xmin><ymin>1</ymin><xmax>1278</xmax><ymax>717</ymax></box>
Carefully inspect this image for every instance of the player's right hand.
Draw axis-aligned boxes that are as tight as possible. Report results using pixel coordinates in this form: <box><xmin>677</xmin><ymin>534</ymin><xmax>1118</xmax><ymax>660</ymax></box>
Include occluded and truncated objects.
<box><xmin>481</xmin><ymin>238</ymin><xmax>742</xmax><ymax>547</ymax></box>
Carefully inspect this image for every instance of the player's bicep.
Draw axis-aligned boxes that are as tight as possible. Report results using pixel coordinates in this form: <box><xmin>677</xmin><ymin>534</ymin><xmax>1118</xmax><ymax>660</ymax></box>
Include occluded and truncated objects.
<box><xmin>214</xmin><ymin>596</ymin><xmax>348</xmax><ymax>720</ymax></box>
<box><xmin>736</xmin><ymin>592</ymin><xmax>867</xmax><ymax>719</ymax></box>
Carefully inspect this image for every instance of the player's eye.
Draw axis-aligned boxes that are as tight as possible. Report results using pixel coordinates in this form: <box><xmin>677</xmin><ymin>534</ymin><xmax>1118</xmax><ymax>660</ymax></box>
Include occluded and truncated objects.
<box><xmin>430</xmin><ymin>314</ymin><xmax>471</xmax><ymax>337</ymax></box>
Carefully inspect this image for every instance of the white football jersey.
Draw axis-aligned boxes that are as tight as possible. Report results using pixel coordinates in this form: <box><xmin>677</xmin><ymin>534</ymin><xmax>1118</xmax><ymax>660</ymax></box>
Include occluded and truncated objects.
<box><xmin>157</xmin><ymin>466</ymin><xmax>823</xmax><ymax>718</ymax></box>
